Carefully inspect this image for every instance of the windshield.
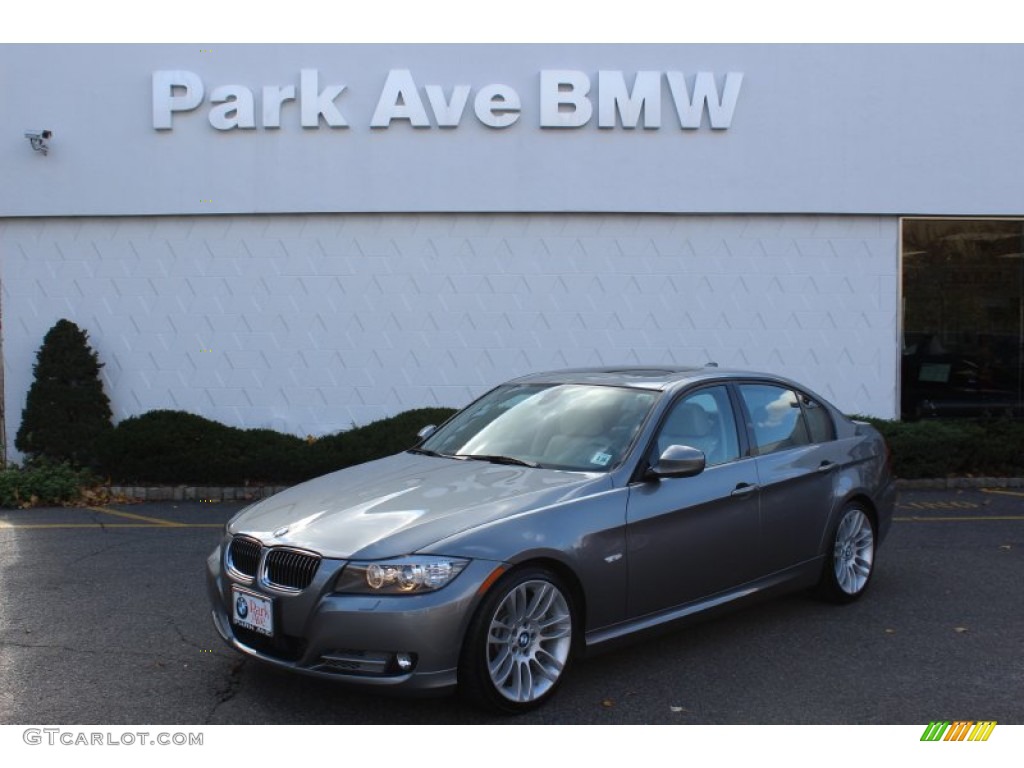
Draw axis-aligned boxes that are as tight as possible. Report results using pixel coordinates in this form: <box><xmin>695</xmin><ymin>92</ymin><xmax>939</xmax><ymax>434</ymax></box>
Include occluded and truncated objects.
<box><xmin>419</xmin><ymin>383</ymin><xmax>659</xmax><ymax>471</ymax></box>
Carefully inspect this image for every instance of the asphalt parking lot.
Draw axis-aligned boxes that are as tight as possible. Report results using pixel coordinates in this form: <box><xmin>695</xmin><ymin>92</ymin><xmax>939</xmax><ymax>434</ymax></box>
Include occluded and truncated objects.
<box><xmin>0</xmin><ymin>487</ymin><xmax>1021</xmax><ymax>725</ymax></box>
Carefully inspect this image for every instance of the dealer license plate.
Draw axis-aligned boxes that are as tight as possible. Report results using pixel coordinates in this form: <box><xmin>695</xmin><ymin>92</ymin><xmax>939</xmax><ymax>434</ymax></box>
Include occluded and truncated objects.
<box><xmin>231</xmin><ymin>586</ymin><xmax>274</xmax><ymax>637</ymax></box>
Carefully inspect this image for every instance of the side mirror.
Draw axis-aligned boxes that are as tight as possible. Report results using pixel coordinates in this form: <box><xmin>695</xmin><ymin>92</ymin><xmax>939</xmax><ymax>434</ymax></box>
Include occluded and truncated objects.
<box><xmin>645</xmin><ymin>445</ymin><xmax>706</xmax><ymax>480</ymax></box>
<box><xmin>416</xmin><ymin>425</ymin><xmax>437</xmax><ymax>440</ymax></box>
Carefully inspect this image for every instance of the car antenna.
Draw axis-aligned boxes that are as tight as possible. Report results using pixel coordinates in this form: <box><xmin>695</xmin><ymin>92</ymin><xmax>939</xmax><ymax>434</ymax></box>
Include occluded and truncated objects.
<box><xmin>705</xmin><ymin>361</ymin><xmax>719</xmax><ymax>367</ymax></box>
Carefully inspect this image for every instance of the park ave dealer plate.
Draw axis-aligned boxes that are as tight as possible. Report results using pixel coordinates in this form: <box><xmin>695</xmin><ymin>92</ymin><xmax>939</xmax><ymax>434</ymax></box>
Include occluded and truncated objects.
<box><xmin>232</xmin><ymin>586</ymin><xmax>274</xmax><ymax>637</ymax></box>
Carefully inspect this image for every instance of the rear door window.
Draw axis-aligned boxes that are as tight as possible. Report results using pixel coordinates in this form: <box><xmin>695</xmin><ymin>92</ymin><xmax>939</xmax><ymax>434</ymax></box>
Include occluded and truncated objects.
<box><xmin>738</xmin><ymin>383</ymin><xmax>835</xmax><ymax>454</ymax></box>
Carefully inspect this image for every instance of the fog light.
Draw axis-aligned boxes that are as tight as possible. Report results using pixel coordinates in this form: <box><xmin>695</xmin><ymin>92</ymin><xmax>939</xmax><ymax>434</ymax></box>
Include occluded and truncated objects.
<box><xmin>395</xmin><ymin>653</ymin><xmax>415</xmax><ymax>671</ymax></box>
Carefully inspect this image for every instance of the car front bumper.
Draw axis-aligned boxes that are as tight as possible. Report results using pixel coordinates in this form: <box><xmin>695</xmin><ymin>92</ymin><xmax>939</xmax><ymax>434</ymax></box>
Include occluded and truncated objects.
<box><xmin>206</xmin><ymin>542</ymin><xmax>501</xmax><ymax>694</ymax></box>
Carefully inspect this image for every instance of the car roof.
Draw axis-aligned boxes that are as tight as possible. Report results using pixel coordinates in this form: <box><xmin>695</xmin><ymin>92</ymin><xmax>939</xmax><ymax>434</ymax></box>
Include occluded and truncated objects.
<box><xmin>506</xmin><ymin>365</ymin><xmax>779</xmax><ymax>391</ymax></box>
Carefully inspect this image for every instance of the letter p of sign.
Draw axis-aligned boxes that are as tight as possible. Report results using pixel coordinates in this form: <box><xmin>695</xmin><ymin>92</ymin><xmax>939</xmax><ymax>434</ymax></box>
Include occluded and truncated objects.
<box><xmin>153</xmin><ymin>71</ymin><xmax>205</xmax><ymax>129</ymax></box>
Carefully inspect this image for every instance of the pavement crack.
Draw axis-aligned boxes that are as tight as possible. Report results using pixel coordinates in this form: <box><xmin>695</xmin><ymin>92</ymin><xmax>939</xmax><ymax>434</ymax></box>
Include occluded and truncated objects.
<box><xmin>167</xmin><ymin>617</ymin><xmax>206</xmax><ymax>652</ymax></box>
<box><xmin>86</xmin><ymin>508</ymin><xmax>112</xmax><ymax>534</ymax></box>
<box><xmin>0</xmin><ymin>639</ymin><xmax>141</xmax><ymax>657</ymax></box>
<box><xmin>64</xmin><ymin>537</ymin><xmax>141</xmax><ymax>566</ymax></box>
<box><xmin>205</xmin><ymin>657</ymin><xmax>247</xmax><ymax>724</ymax></box>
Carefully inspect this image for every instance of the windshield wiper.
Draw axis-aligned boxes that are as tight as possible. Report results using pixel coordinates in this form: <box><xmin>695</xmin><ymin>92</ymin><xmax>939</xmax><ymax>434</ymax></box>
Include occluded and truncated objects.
<box><xmin>453</xmin><ymin>454</ymin><xmax>539</xmax><ymax>468</ymax></box>
<box><xmin>408</xmin><ymin>448</ymin><xmax>475</xmax><ymax>460</ymax></box>
<box><xmin>407</xmin><ymin>447</ymin><xmax>445</xmax><ymax>457</ymax></box>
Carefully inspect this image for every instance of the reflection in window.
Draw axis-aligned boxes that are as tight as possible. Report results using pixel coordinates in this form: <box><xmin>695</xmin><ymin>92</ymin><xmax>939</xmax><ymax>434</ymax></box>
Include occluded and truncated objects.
<box><xmin>739</xmin><ymin>384</ymin><xmax>811</xmax><ymax>454</ymax></box>
<box><xmin>902</xmin><ymin>219</ymin><xmax>1024</xmax><ymax>419</ymax></box>
<box><xmin>421</xmin><ymin>383</ymin><xmax>659</xmax><ymax>471</ymax></box>
<box><xmin>656</xmin><ymin>386</ymin><xmax>740</xmax><ymax>466</ymax></box>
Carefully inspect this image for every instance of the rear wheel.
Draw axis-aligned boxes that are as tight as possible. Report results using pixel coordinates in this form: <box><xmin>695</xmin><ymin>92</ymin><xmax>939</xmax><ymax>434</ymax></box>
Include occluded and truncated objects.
<box><xmin>818</xmin><ymin>503</ymin><xmax>876</xmax><ymax>603</ymax></box>
<box><xmin>459</xmin><ymin>566</ymin><xmax>576</xmax><ymax>714</ymax></box>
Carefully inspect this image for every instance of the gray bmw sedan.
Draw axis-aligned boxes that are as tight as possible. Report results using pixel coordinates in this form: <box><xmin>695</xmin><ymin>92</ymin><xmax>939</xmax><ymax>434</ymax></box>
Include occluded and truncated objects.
<box><xmin>207</xmin><ymin>366</ymin><xmax>895</xmax><ymax>713</ymax></box>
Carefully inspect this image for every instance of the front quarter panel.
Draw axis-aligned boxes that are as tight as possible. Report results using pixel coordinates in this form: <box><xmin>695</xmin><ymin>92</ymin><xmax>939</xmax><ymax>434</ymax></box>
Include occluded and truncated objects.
<box><xmin>421</xmin><ymin>484</ymin><xmax>631</xmax><ymax>633</ymax></box>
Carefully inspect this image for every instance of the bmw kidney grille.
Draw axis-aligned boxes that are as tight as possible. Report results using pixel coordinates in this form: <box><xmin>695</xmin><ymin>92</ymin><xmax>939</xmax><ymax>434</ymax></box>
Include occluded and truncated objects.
<box><xmin>228</xmin><ymin>535</ymin><xmax>321</xmax><ymax>590</ymax></box>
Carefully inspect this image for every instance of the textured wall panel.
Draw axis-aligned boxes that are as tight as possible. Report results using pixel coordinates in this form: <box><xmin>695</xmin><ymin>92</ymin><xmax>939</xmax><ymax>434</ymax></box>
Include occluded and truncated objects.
<box><xmin>1</xmin><ymin>214</ymin><xmax>898</xmax><ymax>458</ymax></box>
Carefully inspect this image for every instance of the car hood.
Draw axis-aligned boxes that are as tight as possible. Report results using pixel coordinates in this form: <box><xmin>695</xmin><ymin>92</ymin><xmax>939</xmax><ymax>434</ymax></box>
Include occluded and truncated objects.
<box><xmin>228</xmin><ymin>452</ymin><xmax>612</xmax><ymax>559</ymax></box>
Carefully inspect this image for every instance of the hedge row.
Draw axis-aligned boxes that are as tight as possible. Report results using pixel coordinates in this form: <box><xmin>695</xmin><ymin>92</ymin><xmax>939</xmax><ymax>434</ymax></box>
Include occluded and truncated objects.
<box><xmin>5</xmin><ymin>411</ymin><xmax>1023</xmax><ymax>507</ymax></box>
<box><xmin>857</xmin><ymin>416</ymin><xmax>1024</xmax><ymax>479</ymax></box>
<box><xmin>95</xmin><ymin>411</ymin><xmax>1024</xmax><ymax>484</ymax></box>
<box><xmin>95</xmin><ymin>407</ymin><xmax>458</xmax><ymax>486</ymax></box>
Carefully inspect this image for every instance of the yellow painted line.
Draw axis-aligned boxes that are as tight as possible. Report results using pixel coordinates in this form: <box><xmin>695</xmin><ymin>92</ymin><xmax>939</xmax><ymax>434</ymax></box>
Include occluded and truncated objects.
<box><xmin>898</xmin><ymin>501</ymin><xmax>979</xmax><ymax>510</ymax></box>
<box><xmin>87</xmin><ymin>505</ymin><xmax>185</xmax><ymax>527</ymax></box>
<box><xmin>894</xmin><ymin>515</ymin><xmax>1024</xmax><ymax>522</ymax></box>
<box><xmin>0</xmin><ymin>523</ymin><xmax>222</xmax><ymax>530</ymax></box>
<box><xmin>981</xmin><ymin>488</ymin><xmax>1024</xmax><ymax>498</ymax></box>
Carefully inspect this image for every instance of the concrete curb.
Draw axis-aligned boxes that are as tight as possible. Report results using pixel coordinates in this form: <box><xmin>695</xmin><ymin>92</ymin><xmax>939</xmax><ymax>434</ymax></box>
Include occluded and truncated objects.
<box><xmin>99</xmin><ymin>477</ymin><xmax>1024</xmax><ymax>502</ymax></box>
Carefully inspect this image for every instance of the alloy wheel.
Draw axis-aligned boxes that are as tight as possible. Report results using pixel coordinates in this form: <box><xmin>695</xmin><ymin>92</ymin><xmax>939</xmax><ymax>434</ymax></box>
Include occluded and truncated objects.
<box><xmin>833</xmin><ymin>507</ymin><xmax>875</xmax><ymax>596</ymax></box>
<box><xmin>485</xmin><ymin>578</ymin><xmax>573</xmax><ymax>704</ymax></box>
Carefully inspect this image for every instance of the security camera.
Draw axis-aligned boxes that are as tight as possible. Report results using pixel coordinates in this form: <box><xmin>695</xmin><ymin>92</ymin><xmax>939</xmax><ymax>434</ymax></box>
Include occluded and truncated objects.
<box><xmin>25</xmin><ymin>129</ymin><xmax>53</xmax><ymax>155</ymax></box>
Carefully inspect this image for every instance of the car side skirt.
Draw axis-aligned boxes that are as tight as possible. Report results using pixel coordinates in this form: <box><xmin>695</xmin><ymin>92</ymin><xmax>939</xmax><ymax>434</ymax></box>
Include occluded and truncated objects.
<box><xmin>583</xmin><ymin>557</ymin><xmax>823</xmax><ymax>654</ymax></box>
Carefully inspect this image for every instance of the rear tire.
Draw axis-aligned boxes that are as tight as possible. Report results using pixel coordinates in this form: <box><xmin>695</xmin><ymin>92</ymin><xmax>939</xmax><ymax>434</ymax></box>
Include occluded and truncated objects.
<box><xmin>459</xmin><ymin>566</ymin><xmax>576</xmax><ymax>714</ymax></box>
<box><xmin>817</xmin><ymin>503</ymin><xmax>876</xmax><ymax>603</ymax></box>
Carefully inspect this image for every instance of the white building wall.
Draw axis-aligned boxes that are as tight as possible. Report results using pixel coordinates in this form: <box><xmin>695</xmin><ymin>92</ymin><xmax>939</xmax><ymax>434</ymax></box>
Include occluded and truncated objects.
<box><xmin>6</xmin><ymin>45</ymin><xmax>1024</xmax><ymax>218</ymax></box>
<box><xmin>1</xmin><ymin>213</ymin><xmax>898</xmax><ymax>457</ymax></box>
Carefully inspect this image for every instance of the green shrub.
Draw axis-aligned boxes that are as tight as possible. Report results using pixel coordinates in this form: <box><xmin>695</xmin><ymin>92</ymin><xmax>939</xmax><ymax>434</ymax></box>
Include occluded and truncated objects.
<box><xmin>15</xmin><ymin>319</ymin><xmax>113</xmax><ymax>468</ymax></box>
<box><xmin>855</xmin><ymin>416</ymin><xmax>1024</xmax><ymax>479</ymax></box>
<box><xmin>97</xmin><ymin>407</ymin><xmax>457</xmax><ymax>486</ymax></box>
<box><xmin>308</xmin><ymin>407</ymin><xmax>458</xmax><ymax>476</ymax></box>
<box><xmin>231</xmin><ymin>427</ymin><xmax>312</xmax><ymax>485</ymax></box>
<box><xmin>96</xmin><ymin>410</ymin><xmax>308</xmax><ymax>485</ymax></box>
<box><xmin>957</xmin><ymin>418</ymin><xmax>1024</xmax><ymax>477</ymax></box>
<box><xmin>0</xmin><ymin>462</ymin><xmax>90</xmax><ymax>508</ymax></box>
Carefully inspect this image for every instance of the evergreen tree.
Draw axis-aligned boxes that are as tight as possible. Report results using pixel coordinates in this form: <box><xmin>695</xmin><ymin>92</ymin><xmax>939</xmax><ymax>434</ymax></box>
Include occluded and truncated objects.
<box><xmin>15</xmin><ymin>319</ymin><xmax>113</xmax><ymax>468</ymax></box>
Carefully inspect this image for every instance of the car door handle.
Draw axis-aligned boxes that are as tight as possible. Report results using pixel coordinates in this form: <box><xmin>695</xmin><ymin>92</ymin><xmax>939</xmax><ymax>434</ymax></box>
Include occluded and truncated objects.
<box><xmin>730</xmin><ymin>482</ymin><xmax>759</xmax><ymax>496</ymax></box>
<box><xmin>816</xmin><ymin>460</ymin><xmax>837</xmax><ymax>473</ymax></box>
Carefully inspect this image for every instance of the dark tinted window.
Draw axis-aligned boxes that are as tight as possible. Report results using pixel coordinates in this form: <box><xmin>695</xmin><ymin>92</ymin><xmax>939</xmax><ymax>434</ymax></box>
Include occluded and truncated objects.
<box><xmin>902</xmin><ymin>218</ymin><xmax>1024</xmax><ymax>419</ymax></box>
<box><xmin>801</xmin><ymin>393</ymin><xmax>835</xmax><ymax>443</ymax></box>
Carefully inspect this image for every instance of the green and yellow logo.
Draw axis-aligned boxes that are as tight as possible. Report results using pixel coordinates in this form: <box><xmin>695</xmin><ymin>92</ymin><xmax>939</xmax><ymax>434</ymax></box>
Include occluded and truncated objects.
<box><xmin>920</xmin><ymin>721</ymin><xmax>997</xmax><ymax>742</ymax></box>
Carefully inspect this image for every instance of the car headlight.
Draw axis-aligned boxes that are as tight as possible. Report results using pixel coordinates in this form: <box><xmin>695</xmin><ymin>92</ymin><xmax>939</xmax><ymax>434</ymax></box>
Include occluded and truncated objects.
<box><xmin>336</xmin><ymin>556</ymin><xmax>469</xmax><ymax>595</ymax></box>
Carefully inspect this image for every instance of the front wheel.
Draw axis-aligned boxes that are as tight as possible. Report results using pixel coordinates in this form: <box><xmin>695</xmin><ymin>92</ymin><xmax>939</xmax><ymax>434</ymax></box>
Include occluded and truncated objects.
<box><xmin>818</xmin><ymin>504</ymin><xmax>876</xmax><ymax>603</ymax></box>
<box><xmin>459</xmin><ymin>566</ymin><xmax>576</xmax><ymax>714</ymax></box>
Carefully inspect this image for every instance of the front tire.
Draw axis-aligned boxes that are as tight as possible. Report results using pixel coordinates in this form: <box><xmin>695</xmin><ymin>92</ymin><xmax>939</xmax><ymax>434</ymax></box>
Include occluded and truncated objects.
<box><xmin>818</xmin><ymin>504</ymin><xmax>876</xmax><ymax>603</ymax></box>
<box><xmin>459</xmin><ymin>566</ymin><xmax>576</xmax><ymax>714</ymax></box>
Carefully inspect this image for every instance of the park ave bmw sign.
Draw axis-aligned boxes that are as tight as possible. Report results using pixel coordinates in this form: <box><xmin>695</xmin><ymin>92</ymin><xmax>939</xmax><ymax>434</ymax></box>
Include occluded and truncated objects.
<box><xmin>152</xmin><ymin>69</ymin><xmax>743</xmax><ymax>131</ymax></box>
